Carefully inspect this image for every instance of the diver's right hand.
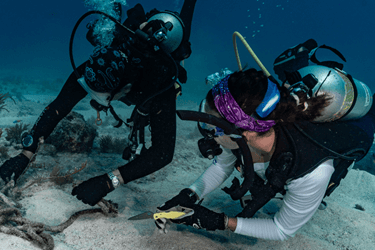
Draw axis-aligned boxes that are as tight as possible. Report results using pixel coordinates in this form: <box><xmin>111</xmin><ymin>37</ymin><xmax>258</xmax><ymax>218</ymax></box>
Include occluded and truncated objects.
<box><xmin>157</xmin><ymin>188</ymin><xmax>198</xmax><ymax>211</ymax></box>
<box><xmin>0</xmin><ymin>153</ymin><xmax>30</xmax><ymax>183</ymax></box>
<box><xmin>155</xmin><ymin>188</ymin><xmax>198</xmax><ymax>233</ymax></box>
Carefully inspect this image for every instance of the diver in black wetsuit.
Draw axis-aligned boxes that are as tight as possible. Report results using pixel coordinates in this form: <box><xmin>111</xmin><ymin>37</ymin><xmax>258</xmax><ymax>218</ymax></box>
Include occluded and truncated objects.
<box><xmin>0</xmin><ymin>0</ymin><xmax>198</xmax><ymax>206</ymax></box>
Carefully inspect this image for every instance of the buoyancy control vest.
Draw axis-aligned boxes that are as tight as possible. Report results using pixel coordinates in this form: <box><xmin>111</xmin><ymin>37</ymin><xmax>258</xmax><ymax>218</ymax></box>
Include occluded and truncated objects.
<box><xmin>234</xmin><ymin>115</ymin><xmax>374</xmax><ymax>218</ymax></box>
<box><xmin>116</xmin><ymin>39</ymin><xmax>183</xmax><ymax>162</ymax></box>
<box><xmin>117</xmin><ymin>39</ymin><xmax>175</xmax><ymax>103</ymax></box>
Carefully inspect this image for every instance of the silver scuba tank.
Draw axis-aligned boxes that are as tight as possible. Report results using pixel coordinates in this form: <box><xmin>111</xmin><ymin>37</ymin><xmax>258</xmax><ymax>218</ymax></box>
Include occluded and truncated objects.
<box><xmin>296</xmin><ymin>65</ymin><xmax>372</xmax><ymax>122</ymax></box>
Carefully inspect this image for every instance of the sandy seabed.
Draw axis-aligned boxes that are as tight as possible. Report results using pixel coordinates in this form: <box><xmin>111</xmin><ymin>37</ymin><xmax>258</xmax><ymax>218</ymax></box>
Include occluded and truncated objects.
<box><xmin>0</xmin><ymin>92</ymin><xmax>374</xmax><ymax>250</ymax></box>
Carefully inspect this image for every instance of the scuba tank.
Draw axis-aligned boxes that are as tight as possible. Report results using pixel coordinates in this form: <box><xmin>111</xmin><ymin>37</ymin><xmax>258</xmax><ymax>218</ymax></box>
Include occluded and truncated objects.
<box><xmin>274</xmin><ymin>38</ymin><xmax>373</xmax><ymax>122</ymax></box>
<box><xmin>295</xmin><ymin>65</ymin><xmax>372</xmax><ymax>122</ymax></box>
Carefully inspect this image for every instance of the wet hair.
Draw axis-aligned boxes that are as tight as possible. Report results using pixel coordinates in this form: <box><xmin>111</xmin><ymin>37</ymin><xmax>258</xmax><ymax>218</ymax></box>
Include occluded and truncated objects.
<box><xmin>206</xmin><ymin>68</ymin><xmax>332</xmax><ymax>127</ymax></box>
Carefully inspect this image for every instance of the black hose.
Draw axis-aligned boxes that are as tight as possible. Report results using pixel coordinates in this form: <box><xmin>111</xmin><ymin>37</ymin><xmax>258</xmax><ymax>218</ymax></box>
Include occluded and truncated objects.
<box><xmin>69</xmin><ymin>10</ymin><xmax>136</xmax><ymax>79</ymax></box>
<box><xmin>177</xmin><ymin>110</ymin><xmax>255</xmax><ymax>199</ymax></box>
<box><xmin>177</xmin><ymin>110</ymin><xmax>238</xmax><ymax>135</ymax></box>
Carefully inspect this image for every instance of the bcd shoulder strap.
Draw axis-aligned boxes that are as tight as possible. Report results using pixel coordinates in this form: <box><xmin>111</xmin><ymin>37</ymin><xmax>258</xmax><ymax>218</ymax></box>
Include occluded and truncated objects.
<box><xmin>309</xmin><ymin>44</ymin><xmax>347</xmax><ymax>70</ymax></box>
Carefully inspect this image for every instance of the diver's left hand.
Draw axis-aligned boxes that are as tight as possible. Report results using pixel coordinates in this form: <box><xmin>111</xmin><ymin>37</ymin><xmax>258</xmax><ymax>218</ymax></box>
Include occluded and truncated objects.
<box><xmin>71</xmin><ymin>174</ymin><xmax>114</xmax><ymax>206</ymax></box>
<box><xmin>171</xmin><ymin>204</ymin><xmax>226</xmax><ymax>231</ymax></box>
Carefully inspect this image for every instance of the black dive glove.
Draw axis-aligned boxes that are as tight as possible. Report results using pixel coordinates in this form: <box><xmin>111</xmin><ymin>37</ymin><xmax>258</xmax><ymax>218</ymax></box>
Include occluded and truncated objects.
<box><xmin>155</xmin><ymin>188</ymin><xmax>198</xmax><ymax>232</ymax></box>
<box><xmin>157</xmin><ymin>188</ymin><xmax>198</xmax><ymax>211</ymax></box>
<box><xmin>71</xmin><ymin>174</ymin><xmax>114</xmax><ymax>206</ymax></box>
<box><xmin>171</xmin><ymin>204</ymin><xmax>226</xmax><ymax>231</ymax></box>
<box><xmin>0</xmin><ymin>153</ymin><xmax>30</xmax><ymax>183</ymax></box>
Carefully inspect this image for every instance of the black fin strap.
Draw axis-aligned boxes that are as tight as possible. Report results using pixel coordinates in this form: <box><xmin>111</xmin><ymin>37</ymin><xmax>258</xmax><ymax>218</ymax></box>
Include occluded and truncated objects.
<box><xmin>310</xmin><ymin>44</ymin><xmax>347</xmax><ymax>70</ymax></box>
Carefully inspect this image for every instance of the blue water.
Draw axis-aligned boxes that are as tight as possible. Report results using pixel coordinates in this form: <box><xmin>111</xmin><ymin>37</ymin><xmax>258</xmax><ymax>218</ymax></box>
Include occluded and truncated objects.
<box><xmin>0</xmin><ymin>2</ymin><xmax>374</xmax><ymax>248</ymax></box>
<box><xmin>1</xmin><ymin>0</ymin><xmax>374</xmax><ymax>97</ymax></box>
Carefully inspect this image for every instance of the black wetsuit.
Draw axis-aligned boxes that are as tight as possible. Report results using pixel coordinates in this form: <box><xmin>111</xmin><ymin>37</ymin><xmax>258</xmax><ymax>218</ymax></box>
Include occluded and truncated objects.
<box><xmin>24</xmin><ymin>49</ymin><xmax>177</xmax><ymax>183</ymax></box>
<box><xmin>0</xmin><ymin>0</ymin><xmax>197</xmax><ymax>187</ymax></box>
<box><xmin>19</xmin><ymin>0</ymin><xmax>198</xmax><ymax>184</ymax></box>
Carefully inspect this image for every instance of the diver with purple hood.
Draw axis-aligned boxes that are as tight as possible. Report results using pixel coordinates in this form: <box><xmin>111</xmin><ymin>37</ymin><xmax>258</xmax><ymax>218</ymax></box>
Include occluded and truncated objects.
<box><xmin>155</xmin><ymin>38</ymin><xmax>375</xmax><ymax>240</ymax></box>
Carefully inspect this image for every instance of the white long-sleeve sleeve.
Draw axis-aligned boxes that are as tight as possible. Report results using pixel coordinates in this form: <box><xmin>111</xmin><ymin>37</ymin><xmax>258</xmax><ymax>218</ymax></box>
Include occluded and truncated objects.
<box><xmin>188</xmin><ymin>147</ymin><xmax>338</xmax><ymax>241</ymax></box>
<box><xmin>189</xmin><ymin>147</ymin><xmax>236</xmax><ymax>199</ymax></box>
<box><xmin>235</xmin><ymin>159</ymin><xmax>336</xmax><ymax>240</ymax></box>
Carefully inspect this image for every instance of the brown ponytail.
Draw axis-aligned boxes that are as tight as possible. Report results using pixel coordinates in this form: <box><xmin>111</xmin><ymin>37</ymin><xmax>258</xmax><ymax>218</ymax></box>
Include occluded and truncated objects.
<box><xmin>268</xmin><ymin>86</ymin><xmax>331</xmax><ymax>123</ymax></box>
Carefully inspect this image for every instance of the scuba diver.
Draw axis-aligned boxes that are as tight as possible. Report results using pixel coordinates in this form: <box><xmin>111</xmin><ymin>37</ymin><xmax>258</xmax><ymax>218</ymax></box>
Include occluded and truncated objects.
<box><xmin>155</xmin><ymin>39</ymin><xmax>375</xmax><ymax>240</ymax></box>
<box><xmin>0</xmin><ymin>0</ymin><xmax>198</xmax><ymax>206</ymax></box>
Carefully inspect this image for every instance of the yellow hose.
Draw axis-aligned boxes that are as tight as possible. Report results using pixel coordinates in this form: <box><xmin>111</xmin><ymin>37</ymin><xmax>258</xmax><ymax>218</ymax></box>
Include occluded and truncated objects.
<box><xmin>232</xmin><ymin>31</ymin><xmax>271</xmax><ymax>77</ymax></box>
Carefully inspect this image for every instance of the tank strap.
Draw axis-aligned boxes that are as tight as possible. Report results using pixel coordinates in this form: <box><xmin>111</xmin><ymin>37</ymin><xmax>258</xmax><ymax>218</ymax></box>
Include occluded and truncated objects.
<box><xmin>310</xmin><ymin>44</ymin><xmax>347</xmax><ymax>70</ymax></box>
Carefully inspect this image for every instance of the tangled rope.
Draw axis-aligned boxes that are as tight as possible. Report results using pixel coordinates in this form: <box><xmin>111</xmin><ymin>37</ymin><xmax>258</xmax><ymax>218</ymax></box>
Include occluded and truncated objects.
<box><xmin>0</xmin><ymin>177</ymin><xmax>118</xmax><ymax>250</ymax></box>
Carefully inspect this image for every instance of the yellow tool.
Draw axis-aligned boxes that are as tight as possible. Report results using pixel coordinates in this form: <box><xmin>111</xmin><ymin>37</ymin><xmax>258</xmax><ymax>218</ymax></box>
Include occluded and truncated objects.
<box><xmin>128</xmin><ymin>206</ymin><xmax>194</xmax><ymax>221</ymax></box>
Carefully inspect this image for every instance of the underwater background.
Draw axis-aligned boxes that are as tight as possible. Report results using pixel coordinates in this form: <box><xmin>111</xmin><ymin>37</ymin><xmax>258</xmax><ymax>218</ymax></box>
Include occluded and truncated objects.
<box><xmin>1</xmin><ymin>1</ymin><xmax>375</xmax><ymax>250</ymax></box>
<box><xmin>0</xmin><ymin>0</ymin><xmax>374</xmax><ymax>98</ymax></box>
